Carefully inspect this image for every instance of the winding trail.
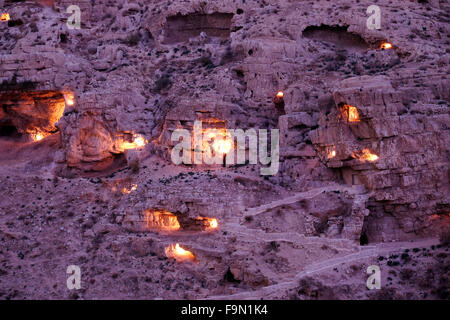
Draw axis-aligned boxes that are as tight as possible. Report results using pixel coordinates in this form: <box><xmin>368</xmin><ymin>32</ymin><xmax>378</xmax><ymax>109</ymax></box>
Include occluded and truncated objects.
<box><xmin>208</xmin><ymin>237</ymin><xmax>439</xmax><ymax>300</ymax></box>
<box><xmin>242</xmin><ymin>184</ymin><xmax>364</xmax><ymax>219</ymax></box>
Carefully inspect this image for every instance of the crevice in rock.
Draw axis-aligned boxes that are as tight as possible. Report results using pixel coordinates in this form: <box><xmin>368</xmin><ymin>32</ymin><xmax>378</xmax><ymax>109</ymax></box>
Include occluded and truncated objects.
<box><xmin>224</xmin><ymin>267</ymin><xmax>241</xmax><ymax>283</ymax></box>
<box><xmin>303</xmin><ymin>25</ymin><xmax>369</xmax><ymax>51</ymax></box>
<box><xmin>360</xmin><ymin>230</ymin><xmax>369</xmax><ymax>246</ymax></box>
<box><xmin>0</xmin><ymin>122</ymin><xmax>21</xmax><ymax>139</ymax></box>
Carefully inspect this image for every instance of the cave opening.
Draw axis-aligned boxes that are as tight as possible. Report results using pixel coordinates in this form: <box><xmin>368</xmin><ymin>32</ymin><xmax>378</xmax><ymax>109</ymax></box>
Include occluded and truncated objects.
<box><xmin>0</xmin><ymin>90</ymin><xmax>66</xmax><ymax>143</ymax></box>
<box><xmin>273</xmin><ymin>91</ymin><xmax>285</xmax><ymax>114</ymax></box>
<box><xmin>162</xmin><ymin>12</ymin><xmax>234</xmax><ymax>44</ymax></box>
<box><xmin>224</xmin><ymin>267</ymin><xmax>241</xmax><ymax>283</ymax></box>
<box><xmin>360</xmin><ymin>231</ymin><xmax>369</xmax><ymax>246</ymax></box>
<box><xmin>141</xmin><ymin>209</ymin><xmax>219</xmax><ymax>233</ymax></box>
<box><xmin>360</xmin><ymin>216</ymin><xmax>370</xmax><ymax>245</ymax></box>
<box><xmin>0</xmin><ymin>122</ymin><xmax>23</xmax><ymax>141</ymax></box>
<box><xmin>303</xmin><ymin>24</ymin><xmax>369</xmax><ymax>52</ymax></box>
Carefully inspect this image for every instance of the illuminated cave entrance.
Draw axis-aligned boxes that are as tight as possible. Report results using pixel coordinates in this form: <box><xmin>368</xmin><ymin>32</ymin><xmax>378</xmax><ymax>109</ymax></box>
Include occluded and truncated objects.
<box><xmin>0</xmin><ymin>90</ymin><xmax>65</xmax><ymax>143</ymax></box>
<box><xmin>123</xmin><ymin>209</ymin><xmax>219</xmax><ymax>234</ymax></box>
<box><xmin>144</xmin><ymin>209</ymin><xmax>219</xmax><ymax>233</ymax></box>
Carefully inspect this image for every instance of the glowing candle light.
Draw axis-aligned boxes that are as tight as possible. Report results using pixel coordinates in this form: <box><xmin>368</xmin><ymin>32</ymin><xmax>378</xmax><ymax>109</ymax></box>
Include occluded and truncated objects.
<box><xmin>0</xmin><ymin>13</ymin><xmax>10</xmax><ymax>22</ymax></box>
<box><xmin>328</xmin><ymin>149</ymin><xmax>336</xmax><ymax>159</ymax></box>
<box><xmin>35</xmin><ymin>133</ymin><xmax>44</xmax><ymax>141</ymax></box>
<box><xmin>197</xmin><ymin>216</ymin><xmax>219</xmax><ymax>230</ymax></box>
<box><xmin>120</xmin><ymin>134</ymin><xmax>147</xmax><ymax>150</ymax></box>
<box><xmin>380</xmin><ymin>42</ymin><xmax>392</xmax><ymax>50</ymax></box>
<box><xmin>164</xmin><ymin>243</ymin><xmax>197</xmax><ymax>263</ymax></box>
<box><xmin>352</xmin><ymin>148</ymin><xmax>379</xmax><ymax>162</ymax></box>
<box><xmin>31</xmin><ymin>132</ymin><xmax>47</xmax><ymax>142</ymax></box>
<box><xmin>64</xmin><ymin>92</ymin><xmax>75</xmax><ymax>107</ymax></box>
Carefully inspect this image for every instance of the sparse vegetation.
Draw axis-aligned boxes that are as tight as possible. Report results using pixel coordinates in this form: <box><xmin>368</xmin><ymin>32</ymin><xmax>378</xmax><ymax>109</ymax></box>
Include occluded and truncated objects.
<box><xmin>153</xmin><ymin>74</ymin><xmax>172</xmax><ymax>92</ymax></box>
<box><xmin>124</xmin><ymin>32</ymin><xmax>141</xmax><ymax>46</ymax></box>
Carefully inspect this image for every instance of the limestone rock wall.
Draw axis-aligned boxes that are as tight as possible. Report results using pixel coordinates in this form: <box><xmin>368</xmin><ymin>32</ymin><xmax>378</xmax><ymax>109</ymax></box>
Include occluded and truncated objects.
<box><xmin>310</xmin><ymin>76</ymin><xmax>449</xmax><ymax>241</ymax></box>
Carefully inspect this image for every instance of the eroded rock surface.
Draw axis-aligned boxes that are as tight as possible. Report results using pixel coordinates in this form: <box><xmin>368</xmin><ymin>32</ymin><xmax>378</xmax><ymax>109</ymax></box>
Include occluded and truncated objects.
<box><xmin>0</xmin><ymin>0</ymin><xmax>448</xmax><ymax>299</ymax></box>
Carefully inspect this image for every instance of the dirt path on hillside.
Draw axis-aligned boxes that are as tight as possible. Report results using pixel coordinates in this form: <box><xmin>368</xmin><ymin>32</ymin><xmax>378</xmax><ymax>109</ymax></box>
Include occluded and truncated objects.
<box><xmin>209</xmin><ymin>237</ymin><xmax>440</xmax><ymax>299</ymax></box>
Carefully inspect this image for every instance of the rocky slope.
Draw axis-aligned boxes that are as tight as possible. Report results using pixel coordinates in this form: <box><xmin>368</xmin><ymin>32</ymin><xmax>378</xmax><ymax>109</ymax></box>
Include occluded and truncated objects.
<box><xmin>0</xmin><ymin>0</ymin><xmax>449</xmax><ymax>299</ymax></box>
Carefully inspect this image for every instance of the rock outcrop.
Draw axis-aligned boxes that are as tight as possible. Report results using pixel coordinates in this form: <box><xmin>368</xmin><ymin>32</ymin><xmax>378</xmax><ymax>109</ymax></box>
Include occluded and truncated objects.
<box><xmin>310</xmin><ymin>75</ymin><xmax>449</xmax><ymax>241</ymax></box>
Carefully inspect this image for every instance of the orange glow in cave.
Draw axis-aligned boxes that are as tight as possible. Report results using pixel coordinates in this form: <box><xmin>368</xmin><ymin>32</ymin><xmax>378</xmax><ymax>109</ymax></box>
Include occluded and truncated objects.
<box><xmin>380</xmin><ymin>42</ymin><xmax>393</xmax><ymax>50</ymax></box>
<box><xmin>121</xmin><ymin>134</ymin><xmax>147</xmax><ymax>150</ymax></box>
<box><xmin>144</xmin><ymin>210</ymin><xmax>181</xmax><ymax>232</ymax></box>
<box><xmin>197</xmin><ymin>216</ymin><xmax>219</xmax><ymax>230</ymax></box>
<box><xmin>164</xmin><ymin>243</ymin><xmax>197</xmax><ymax>263</ymax></box>
<box><xmin>121</xmin><ymin>184</ymin><xmax>137</xmax><ymax>194</ymax></box>
<box><xmin>212</xmin><ymin>137</ymin><xmax>233</xmax><ymax>154</ymax></box>
<box><xmin>32</xmin><ymin>132</ymin><xmax>46</xmax><ymax>142</ymax></box>
<box><xmin>202</xmin><ymin>129</ymin><xmax>234</xmax><ymax>156</ymax></box>
<box><xmin>64</xmin><ymin>92</ymin><xmax>75</xmax><ymax>107</ymax></box>
<box><xmin>0</xmin><ymin>13</ymin><xmax>10</xmax><ymax>21</ymax></box>
<box><xmin>340</xmin><ymin>104</ymin><xmax>360</xmax><ymax>122</ymax></box>
<box><xmin>328</xmin><ymin>147</ymin><xmax>336</xmax><ymax>159</ymax></box>
<box><xmin>348</xmin><ymin>106</ymin><xmax>360</xmax><ymax>122</ymax></box>
<box><xmin>353</xmin><ymin>148</ymin><xmax>379</xmax><ymax>162</ymax></box>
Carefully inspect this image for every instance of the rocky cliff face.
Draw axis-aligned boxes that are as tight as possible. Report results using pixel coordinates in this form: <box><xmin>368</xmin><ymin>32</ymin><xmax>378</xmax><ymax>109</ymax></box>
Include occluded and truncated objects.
<box><xmin>0</xmin><ymin>0</ymin><xmax>448</xmax><ymax>299</ymax></box>
<box><xmin>310</xmin><ymin>75</ymin><xmax>449</xmax><ymax>242</ymax></box>
<box><xmin>1</xmin><ymin>0</ymin><xmax>448</xmax><ymax>240</ymax></box>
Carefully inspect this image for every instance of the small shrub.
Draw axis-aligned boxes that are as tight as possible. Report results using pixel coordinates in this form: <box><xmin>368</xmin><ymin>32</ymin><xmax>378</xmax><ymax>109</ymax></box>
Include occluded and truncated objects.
<box><xmin>198</xmin><ymin>55</ymin><xmax>215</xmax><ymax>69</ymax></box>
<box><xmin>400</xmin><ymin>268</ymin><xmax>414</xmax><ymax>281</ymax></box>
<box><xmin>153</xmin><ymin>74</ymin><xmax>171</xmax><ymax>92</ymax></box>
<box><xmin>125</xmin><ymin>32</ymin><xmax>141</xmax><ymax>46</ymax></box>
